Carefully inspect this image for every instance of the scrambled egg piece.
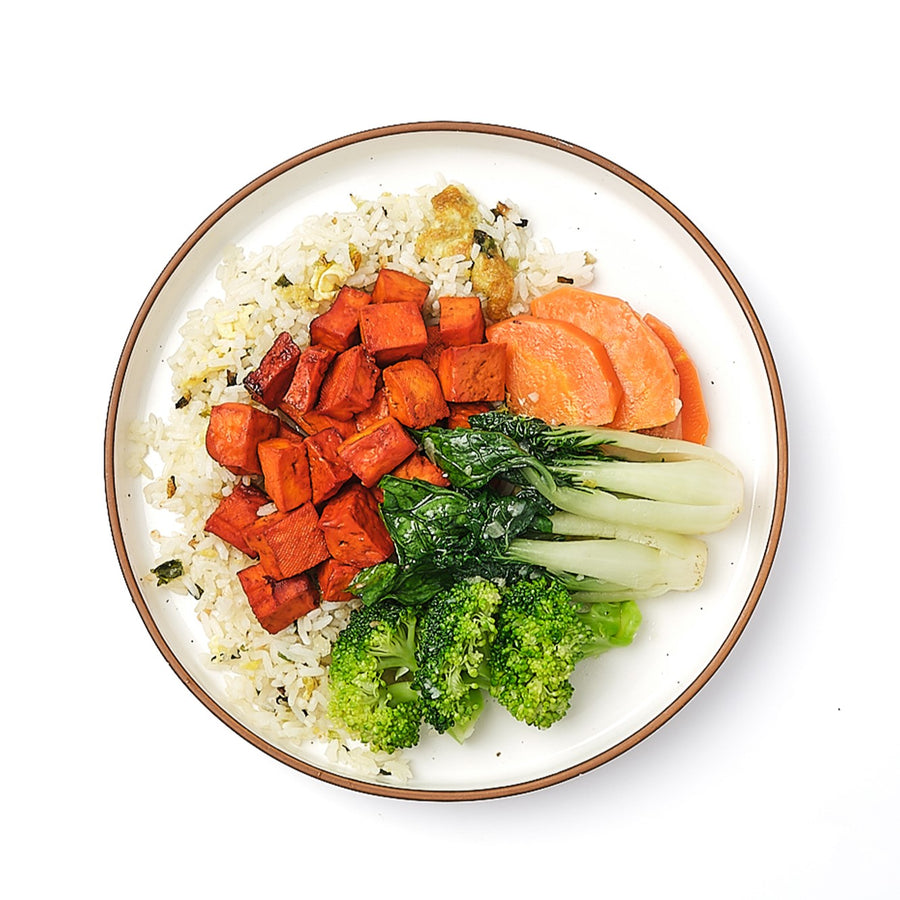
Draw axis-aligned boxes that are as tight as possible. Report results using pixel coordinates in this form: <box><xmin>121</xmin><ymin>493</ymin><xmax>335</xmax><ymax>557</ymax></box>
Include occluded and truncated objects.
<box><xmin>415</xmin><ymin>184</ymin><xmax>480</xmax><ymax>259</ymax></box>
<box><xmin>416</xmin><ymin>184</ymin><xmax>517</xmax><ymax>320</ymax></box>
<box><xmin>274</xmin><ymin>245</ymin><xmax>362</xmax><ymax>309</ymax></box>
<box><xmin>295</xmin><ymin>676</ymin><xmax>318</xmax><ymax>705</ymax></box>
<box><xmin>310</xmin><ymin>259</ymin><xmax>353</xmax><ymax>304</ymax></box>
<box><xmin>472</xmin><ymin>251</ymin><xmax>515</xmax><ymax>322</ymax></box>
<box><xmin>274</xmin><ymin>281</ymin><xmax>314</xmax><ymax>308</ymax></box>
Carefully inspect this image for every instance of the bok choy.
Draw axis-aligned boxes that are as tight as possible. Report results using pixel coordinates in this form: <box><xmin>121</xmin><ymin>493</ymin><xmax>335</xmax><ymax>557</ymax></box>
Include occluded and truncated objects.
<box><xmin>418</xmin><ymin>412</ymin><xmax>744</xmax><ymax>535</ymax></box>
<box><xmin>364</xmin><ymin>413</ymin><xmax>743</xmax><ymax>605</ymax></box>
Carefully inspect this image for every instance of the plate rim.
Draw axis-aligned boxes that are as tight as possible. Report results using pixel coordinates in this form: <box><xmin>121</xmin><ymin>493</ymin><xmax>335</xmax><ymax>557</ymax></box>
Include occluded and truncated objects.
<box><xmin>104</xmin><ymin>120</ymin><xmax>788</xmax><ymax>801</ymax></box>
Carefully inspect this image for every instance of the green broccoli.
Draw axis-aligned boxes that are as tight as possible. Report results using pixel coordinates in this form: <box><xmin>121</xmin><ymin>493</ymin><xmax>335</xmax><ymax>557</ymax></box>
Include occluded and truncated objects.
<box><xmin>327</xmin><ymin>600</ymin><xmax>423</xmax><ymax>753</ymax></box>
<box><xmin>578</xmin><ymin>596</ymin><xmax>644</xmax><ymax>657</ymax></box>
<box><xmin>488</xmin><ymin>577</ymin><xmax>641</xmax><ymax>729</ymax></box>
<box><xmin>412</xmin><ymin>579</ymin><xmax>502</xmax><ymax>742</ymax></box>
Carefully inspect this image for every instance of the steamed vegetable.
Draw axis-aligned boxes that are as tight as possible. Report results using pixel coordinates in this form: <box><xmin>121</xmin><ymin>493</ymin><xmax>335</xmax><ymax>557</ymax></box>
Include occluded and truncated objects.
<box><xmin>374</xmin><ymin>474</ymin><xmax>706</xmax><ymax>603</ymax></box>
<box><xmin>327</xmin><ymin>576</ymin><xmax>642</xmax><ymax>747</ymax></box>
<box><xmin>366</xmin><ymin>412</ymin><xmax>742</xmax><ymax>604</ymax></box>
<box><xmin>420</xmin><ymin>412</ymin><xmax>743</xmax><ymax>535</ymax></box>
<box><xmin>485</xmin><ymin>315</ymin><xmax>622</xmax><ymax>425</ymax></box>
<box><xmin>412</xmin><ymin>580</ymin><xmax>502</xmax><ymax>742</ymax></box>
<box><xmin>488</xmin><ymin>577</ymin><xmax>641</xmax><ymax>728</ymax></box>
<box><xmin>327</xmin><ymin>599</ymin><xmax>423</xmax><ymax>753</ymax></box>
<box><xmin>529</xmin><ymin>287</ymin><xmax>679</xmax><ymax>430</ymax></box>
<box><xmin>643</xmin><ymin>313</ymin><xmax>710</xmax><ymax>444</ymax></box>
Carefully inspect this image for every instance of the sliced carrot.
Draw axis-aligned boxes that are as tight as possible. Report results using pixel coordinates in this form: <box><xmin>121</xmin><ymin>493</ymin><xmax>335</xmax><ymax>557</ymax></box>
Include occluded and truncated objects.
<box><xmin>643</xmin><ymin>313</ymin><xmax>709</xmax><ymax>444</ymax></box>
<box><xmin>485</xmin><ymin>315</ymin><xmax>622</xmax><ymax>426</ymax></box>
<box><xmin>530</xmin><ymin>287</ymin><xmax>679</xmax><ymax>431</ymax></box>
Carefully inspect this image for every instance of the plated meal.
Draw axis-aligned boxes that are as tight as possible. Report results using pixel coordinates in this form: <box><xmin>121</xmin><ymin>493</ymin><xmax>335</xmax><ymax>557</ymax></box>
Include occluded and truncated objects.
<box><xmin>107</xmin><ymin>124</ymin><xmax>786</xmax><ymax>800</ymax></box>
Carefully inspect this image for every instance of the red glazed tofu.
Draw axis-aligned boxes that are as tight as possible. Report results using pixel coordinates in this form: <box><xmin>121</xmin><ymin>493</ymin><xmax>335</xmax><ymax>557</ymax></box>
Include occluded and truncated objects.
<box><xmin>243</xmin><ymin>331</ymin><xmax>302</xmax><ymax>409</ymax></box>
<box><xmin>354</xmin><ymin>388</ymin><xmax>391</xmax><ymax>432</ymax></box>
<box><xmin>315</xmin><ymin>345</ymin><xmax>380</xmax><ymax>421</ymax></box>
<box><xmin>316</xmin><ymin>558</ymin><xmax>361</xmax><ymax>602</ymax></box>
<box><xmin>204</xmin><ymin>483</ymin><xmax>271</xmax><ymax>557</ymax></box>
<box><xmin>318</xmin><ymin>483</ymin><xmax>395</xmax><ymax>567</ymax></box>
<box><xmin>390</xmin><ymin>451</ymin><xmax>451</xmax><ymax>488</ymax></box>
<box><xmin>437</xmin><ymin>343</ymin><xmax>507</xmax><ymax>403</ymax></box>
<box><xmin>290</xmin><ymin>410</ymin><xmax>357</xmax><ymax>439</ymax></box>
<box><xmin>337</xmin><ymin>416</ymin><xmax>417</xmax><ymax>488</ymax></box>
<box><xmin>279</xmin><ymin>345</ymin><xmax>337</xmax><ymax>420</ymax></box>
<box><xmin>382</xmin><ymin>358</ymin><xmax>449</xmax><ymax>428</ymax></box>
<box><xmin>358</xmin><ymin>301</ymin><xmax>428</xmax><ymax>365</ymax></box>
<box><xmin>258</xmin><ymin>436</ymin><xmax>312</xmax><ymax>512</ymax></box>
<box><xmin>421</xmin><ymin>325</ymin><xmax>448</xmax><ymax>371</ymax></box>
<box><xmin>309</xmin><ymin>286</ymin><xmax>372</xmax><ymax>352</ymax></box>
<box><xmin>237</xmin><ymin>564</ymin><xmax>320</xmax><ymax>633</ymax></box>
<box><xmin>371</xmin><ymin>268</ymin><xmax>430</xmax><ymax>307</ymax></box>
<box><xmin>303</xmin><ymin>427</ymin><xmax>354</xmax><ymax>504</ymax></box>
<box><xmin>245</xmin><ymin>502</ymin><xmax>330</xmax><ymax>580</ymax></box>
<box><xmin>278</xmin><ymin>418</ymin><xmax>303</xmax><ymax>439</ymax></box>
<box><xmin>446</xmin><ymin>401</ymin><xmax>493</xmax><ymax>429</ymax></box>
<box><xmin>438</xmin><ymin>296</ymin><xmax>485</xmax><ymax>346</ymax></box>
<box><xmin>205</xmin><ymin>402</ymin><xmax>280</xmax><ymax>476</ymax></box>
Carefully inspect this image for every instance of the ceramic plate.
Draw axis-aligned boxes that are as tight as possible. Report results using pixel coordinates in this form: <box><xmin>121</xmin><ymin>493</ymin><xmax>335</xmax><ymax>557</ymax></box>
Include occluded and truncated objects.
<box><xmin>105</xmin><ymin>122</ymin><xmax>787</xmax><ymax>800</ymax></box>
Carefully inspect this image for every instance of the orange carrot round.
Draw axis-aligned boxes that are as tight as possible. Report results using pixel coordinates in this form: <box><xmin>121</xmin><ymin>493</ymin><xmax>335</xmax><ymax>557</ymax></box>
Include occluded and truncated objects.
<box><xmin>530</xmin><ymin>287</ymin><xmax>679</xmax><ymax>432</ymax></box>
<box><xmin>643</xmin><ymin>313</ymin><xmax>710</xmax><ymax>445</ymax></box>
<box><xmin>485</xmin><ymin>315</ymin><xmax>622</xmax><ymax>426</ymax></box>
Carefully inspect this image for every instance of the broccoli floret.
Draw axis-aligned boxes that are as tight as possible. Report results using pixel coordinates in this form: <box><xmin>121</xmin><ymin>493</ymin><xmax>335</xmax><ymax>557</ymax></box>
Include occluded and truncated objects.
<box><xmin>327</xmin><ymin>575</ymin><xmax>642</xmax><ymax>752</ymax></box>
<box><xmin>577</xmin><ymin>596</ymin><xmax>643</xmax><ymax>657</ymax></box>
<box><xmin>488</xmin><ymin>577</ymin><xmax>641</xmax><ymax>729</ymax></box>
<box><xmin>327</xmin><ymin>600</ymin><xmax>424</xmax><ymax>753</ymax></box>
<box><xmin>412</xmin><ymin>579</ymin><xmax>502</xmax><ymax>741</ymax></box>
<box><xmin>488</xmin><ymin>577</ymin><xmax>589</xmax><ymax>728</ymax></box>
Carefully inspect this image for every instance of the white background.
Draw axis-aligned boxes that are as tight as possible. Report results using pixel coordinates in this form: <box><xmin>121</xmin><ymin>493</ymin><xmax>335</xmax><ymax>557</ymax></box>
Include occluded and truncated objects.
<box><xmin>4</xmin><ymin>2</ymin><xmax>896</xmax><ymax>897</ymax></box>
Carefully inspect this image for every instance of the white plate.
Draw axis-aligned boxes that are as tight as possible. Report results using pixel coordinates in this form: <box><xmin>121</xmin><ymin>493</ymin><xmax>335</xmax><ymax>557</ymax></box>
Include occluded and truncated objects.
<box><xmin>105</xmin><ymin>122</ymin><xmax>787</xmax><ymax>800</ymax></box>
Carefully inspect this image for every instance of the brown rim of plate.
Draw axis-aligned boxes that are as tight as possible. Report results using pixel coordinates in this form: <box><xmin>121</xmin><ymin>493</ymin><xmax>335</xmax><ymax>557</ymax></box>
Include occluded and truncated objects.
<box><xmin>104</xmin><ymin>121</ymin><xmax>788</xmax><ymax>802</ymax></box>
